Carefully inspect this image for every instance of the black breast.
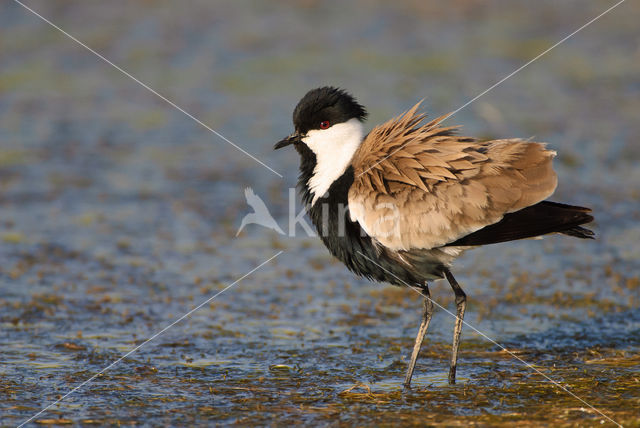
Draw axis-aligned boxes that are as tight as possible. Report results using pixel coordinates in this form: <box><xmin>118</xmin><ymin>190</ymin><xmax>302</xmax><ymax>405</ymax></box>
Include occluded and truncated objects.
<box><xmin>302</xmin><ymin>164</ymin><xmax>439</xmax><ymax>287</ymax></box>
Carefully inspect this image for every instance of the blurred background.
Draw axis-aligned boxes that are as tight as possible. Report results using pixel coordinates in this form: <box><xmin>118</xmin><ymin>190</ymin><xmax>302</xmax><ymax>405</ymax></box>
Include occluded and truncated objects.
<box><xmin>1</xmin><ymin>0</ymin><xmax>639</xmax><ymax>425</ymax></box>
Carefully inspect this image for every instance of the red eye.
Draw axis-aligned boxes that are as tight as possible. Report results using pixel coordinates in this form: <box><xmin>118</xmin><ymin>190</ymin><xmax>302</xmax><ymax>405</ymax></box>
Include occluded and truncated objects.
<box><xmin>319</xmin><ymin>120</ymin><xmax>330</xmax><ymax>129</ymax></box>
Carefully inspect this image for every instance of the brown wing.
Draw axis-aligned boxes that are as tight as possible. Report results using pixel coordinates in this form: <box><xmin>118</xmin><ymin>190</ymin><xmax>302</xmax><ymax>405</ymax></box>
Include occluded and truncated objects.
<box><xmin>347</xmin><ymin>102</ymin><xmax>558</xmax><ymax>251</ymax></box>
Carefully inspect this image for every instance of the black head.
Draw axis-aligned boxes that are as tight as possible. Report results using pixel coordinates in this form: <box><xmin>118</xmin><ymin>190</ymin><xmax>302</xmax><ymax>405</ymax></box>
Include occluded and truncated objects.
<box><xmin>275</xmin><ymin>87</ymin><xmax>367</xmax><ymax>149</ymax></box>
<box><xmin>292</xmin><ymin>87</ymin><xmax>367</xmax><ymax>135</ymax></box>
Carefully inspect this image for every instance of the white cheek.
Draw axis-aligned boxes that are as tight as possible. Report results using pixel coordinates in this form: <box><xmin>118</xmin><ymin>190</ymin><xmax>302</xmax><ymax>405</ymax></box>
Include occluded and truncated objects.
<box><xmin>302</xmin><ymin>118</ymin><xmax>364</xmax><ymax>205</ymax></box>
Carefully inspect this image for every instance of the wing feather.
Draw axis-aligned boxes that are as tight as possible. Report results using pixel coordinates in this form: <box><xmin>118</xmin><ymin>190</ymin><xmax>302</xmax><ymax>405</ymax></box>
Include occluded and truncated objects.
<box><xmin>348</xmin><ymin>102</ymin><xmax>558</xmax><ymax>250</ymax></box>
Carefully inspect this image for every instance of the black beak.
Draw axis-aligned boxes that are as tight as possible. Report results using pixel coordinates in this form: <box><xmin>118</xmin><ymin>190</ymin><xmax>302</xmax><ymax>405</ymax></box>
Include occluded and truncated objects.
<box><xmin>274</xmin><ymin>133</ymin><xmax>301</xmax><ymax>150</ymax></box>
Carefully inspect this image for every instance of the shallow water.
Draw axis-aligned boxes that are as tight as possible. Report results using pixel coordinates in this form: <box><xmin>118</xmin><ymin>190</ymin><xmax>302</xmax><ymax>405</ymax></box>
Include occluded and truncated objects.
<box><xmin>1</xmin><ymin>1</ymin><xmax>639</xmax><ymax>426</ymax></box>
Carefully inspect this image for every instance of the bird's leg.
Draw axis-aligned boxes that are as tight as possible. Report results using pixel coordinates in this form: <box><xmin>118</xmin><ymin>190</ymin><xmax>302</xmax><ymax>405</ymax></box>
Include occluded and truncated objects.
<box><xmin>403</xmin><ymin>283</ymin><xmax>434</xmax><ymax>388</ymax></box>
<box><xmin>444</xmin><ymin>269</ymin><xmax>466</xmax><ymax>385</ymax></box>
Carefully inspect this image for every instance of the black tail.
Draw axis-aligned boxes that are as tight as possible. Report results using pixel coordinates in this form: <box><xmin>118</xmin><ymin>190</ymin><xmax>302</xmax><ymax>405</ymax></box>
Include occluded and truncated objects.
<box><xmin>448</xmin><ymin>201</ymin><xmax>594</xmax><ymax>247</ymax></box>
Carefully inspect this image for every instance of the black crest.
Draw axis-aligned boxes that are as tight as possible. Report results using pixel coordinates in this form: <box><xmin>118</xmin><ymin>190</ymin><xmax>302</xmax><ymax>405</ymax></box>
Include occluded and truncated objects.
<box><xmin>293</xmin><ymin>86</ymin><xmax>368</xmax><ymax>135</ymax></box>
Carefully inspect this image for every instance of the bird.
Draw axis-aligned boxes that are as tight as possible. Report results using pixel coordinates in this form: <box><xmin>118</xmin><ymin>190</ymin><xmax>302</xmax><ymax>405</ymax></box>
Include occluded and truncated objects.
<box><xmin>236</xmin><ymin>187</ymin><xmax>285</xmax><ymax>236</ymax></box>
<box><xmin>274</xmin><ymin>86</ymin><xmax>594</xmax><ymax>387</ymax></box>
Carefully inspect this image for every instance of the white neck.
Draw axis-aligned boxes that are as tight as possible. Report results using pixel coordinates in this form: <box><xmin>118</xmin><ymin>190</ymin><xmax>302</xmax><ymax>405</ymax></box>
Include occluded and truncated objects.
<box><xmin>302</xmin><ymin>118</ymin><xmax>364</xmax><ymax>206</ymax></box>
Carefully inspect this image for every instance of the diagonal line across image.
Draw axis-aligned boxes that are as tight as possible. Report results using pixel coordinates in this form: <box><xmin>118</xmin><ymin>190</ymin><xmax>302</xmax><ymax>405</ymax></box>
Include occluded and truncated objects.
<box><xmin>18</xmin><ymin>251</ymin><xmax>284</xmax><ymax>427</ymax></box>
<box><xmin>13</xmin><ymin>0</ymin><xmax>283</xmax><ymax>178</ymax></box>
<box><xmin>7</xmin><ymin>1</ymin><xmax>627</xmax><ymax>427</ymax></box>
<box><xmin>357</xmin><ymin>0</ymin><xmax>627</xmax><ymax>178</ymax></box>
<box><xmin>356</xmin><ymin>251</ymin><xmax>622</xmax><ymax>428</ymax></box>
